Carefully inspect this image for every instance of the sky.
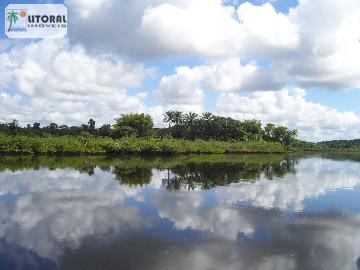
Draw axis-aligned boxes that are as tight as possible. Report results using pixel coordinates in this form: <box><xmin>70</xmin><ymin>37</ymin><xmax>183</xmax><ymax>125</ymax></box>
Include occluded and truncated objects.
<box><xmin>0</xmin><ymin>0</ymin><xmax>360</xmax><ymax>141</ymax></box>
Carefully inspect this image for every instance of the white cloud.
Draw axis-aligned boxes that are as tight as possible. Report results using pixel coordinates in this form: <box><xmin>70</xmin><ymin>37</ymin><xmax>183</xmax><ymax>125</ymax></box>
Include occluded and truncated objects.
<box><xmin>155</xmin><ymin>58</ymin><xmax>285</xmax><ymax>109</ymax></box>
<box><xmin>0</xmin><ymin>39</ymin><xmax>155</xmax><ymax>125</ymax></box>
<box><xmin>64</xmin><ymin>0</ymin><xmax>360</xmax><ymax>91</ymax></box>
<box><xmin>237</xmin><ymin>2</ymin><xmax>299</xmax><ymax>54</ymax></box>
<box><xmin>65</xmin><ymin>0</ymin><xmax>241</xmax><ymax>58</ymax></box>
<box><xmin>216</xmin><ymin>88</ymin><xmax>360</xmax><ymax>141</ymax></box>
<box><xmin>66</xmin><ymin>0</ymin><xmax>299</xmax><ymax>58</ymax></box>
<box><xmin>139</xmin><ymin>0</ymin><xmax>244</xmax><ymax>58</ymax></box>
<box><xmin>149</xmin><ymin>0</ymin><xmax>360</xmax><ymax>91</ymax></box>
<box><xmin>155</xmin><ymin>65</ymin><xmax>205</xmax><ymax>113</ymax></box>
<box><xmin>285</xmin><ymin>0</ymin><xmax>360</xmax><ymax>89</ymax></box>
<box><xmin>2</xmin><ymin>0</ymin><xmax>360</xmax><ymax>139</ymax></box>
<box><xmin>203</xmin><ymin>58</ymin><xmax>285</xmax><ymax>91</ymax></box>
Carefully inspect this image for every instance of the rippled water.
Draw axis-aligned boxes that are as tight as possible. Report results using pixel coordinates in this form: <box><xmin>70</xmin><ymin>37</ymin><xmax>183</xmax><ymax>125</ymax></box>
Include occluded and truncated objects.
<box><xmin>0</xmin><ymin>153</ymin><xmax>360</xmax><ymax>270</ymax></box>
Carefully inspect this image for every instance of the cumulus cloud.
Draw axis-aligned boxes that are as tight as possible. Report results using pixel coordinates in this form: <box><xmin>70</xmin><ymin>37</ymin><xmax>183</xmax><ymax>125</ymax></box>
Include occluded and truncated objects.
<box><xmin>54</xmin><ymin>0</ymin><xmax>360</xmax><ymax>91</ymax></box>
<box><xmin>147</xmin><ymin>0</ymin><xmax>360</xmax><ymax>90</ymax></box>
<box><xmin>0</xmin><ymin>39</ymin><xmax>155</xmax><ymax>125</ymax></box>
<box><xmin>287</xmin><ymin>0</ymin><xmax>360</xmax><ymax>89</ymax></box>
<box><xmin>216</xmin><ymin>88</ymin><xmax>360</xmax><ymax>141</ymax></box>
<box><xmin>139</xmin><ymin>0</ymin><xmax>244</xmax><ymax>58</ymax></box>
<box><xmin>66</xmin><ymin>0</ymin><xmax>299</xmax><ymax>58</ymax></box>
<box><xmin>2</xmin><ymin>0</ymin><xmax>360</xmax><ymax>139</ymax></box>
<box><xmin>155</xmin><ymin>65</ymin><xmax>205</xmax><ymax>110</ymax></box>
<box><xmin>237</xmin><ymin>2</ymin><xmax>299</xmax><ymax>55</ymax></box>
<box><xmin>154</xmin><ymin>58</ymin><xmax>287</xmax><ymax>112</ymax></box>
<box><xmin>156</xmin><ymin>58</ymin><xmax>285</xmax><ymax>96</ymax></box>
<box><xmin>149</xmin><ymin>0</ymin><xmax>360</xmax><ymax>93</ymax></box>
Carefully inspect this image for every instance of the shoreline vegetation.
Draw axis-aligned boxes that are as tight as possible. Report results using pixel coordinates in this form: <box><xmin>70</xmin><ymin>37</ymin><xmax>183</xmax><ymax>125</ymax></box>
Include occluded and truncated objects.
<box><xmin>0</xmin><ymin>111</ymin><xmax>296</xmax><ymax>155</ymax></box>
<box><xmin>0</xmin><ymin>135</ymin><xmax>287</xmax><ymax>155</ymax></box>
<box><xmin>0</xmin><ymin>111</ymin><xmax>358</xmax><ymax>155</ymax></box>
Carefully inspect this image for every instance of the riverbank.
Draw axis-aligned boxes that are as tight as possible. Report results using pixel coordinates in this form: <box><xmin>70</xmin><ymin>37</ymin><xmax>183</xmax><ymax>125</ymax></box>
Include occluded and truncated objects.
<box><xmin>0</xmin><ymin>134</ymin><xmax>286</xmax><ymax>155</ymax></box>
<box><xmin>295</xmin><ymin>140</ymin><xmax>360</xmax><ymax>153</ymax></box>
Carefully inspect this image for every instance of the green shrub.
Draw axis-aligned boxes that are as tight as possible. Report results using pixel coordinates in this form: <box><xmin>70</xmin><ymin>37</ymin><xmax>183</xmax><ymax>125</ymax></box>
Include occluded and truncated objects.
<box><xmin>0</xmin><ymin>134</ymin><xmax>286</xmax><ymax>155</ymax></box>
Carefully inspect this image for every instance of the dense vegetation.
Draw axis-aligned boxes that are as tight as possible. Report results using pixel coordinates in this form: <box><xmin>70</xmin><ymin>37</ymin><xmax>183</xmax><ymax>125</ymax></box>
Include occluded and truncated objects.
<box><xmin>0</xmin><ymin>111</ymin><xmax>299</xmax><ymax>155</ymax></box>
<box><xmin>0</xmin><ymin>135</ymin><xmax>285</xmax><ymax>155</ymax></box>
<box><xmin>317</xmin><ymin>139</ymin><xmax>360</xmax><ymax>151</ymax></box>
<box><xmin>296</xmin><ymin>140</ymin><xmax>360</xmax><ymax>152</ymax></box>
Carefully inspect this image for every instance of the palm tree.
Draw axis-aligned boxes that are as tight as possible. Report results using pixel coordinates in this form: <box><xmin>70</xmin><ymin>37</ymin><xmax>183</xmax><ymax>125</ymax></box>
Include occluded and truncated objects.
<box><xmin>200</xmin><ymin>112</ymin><xmax>214</xmax><ymax>139</ymax></box>
<box><xmin>7</xmin><ymin>11</ymin><xmax>19</xmax><ymax>32</ymax></box>
<box><xmin>184</xmin><ymin>112</ymin><xmax>198</xmax><ymax>127</ymax></box>
<box><xmin>201</xmin><ymin>112</ymin><xmax>213</xmax><ymax>121</ymax></box>
<box><xmin>163</xmin><ymin>111</ymin><xmax>175</xmax><ymax>128</ymax></box>
<box><xmin>88</xmin><ymin>119</ymin><xmax>96</xmax><ymax>130</ymax></box>
<box><xmin>163</xmin><ymin>111</ymin><xmax>184</xmax><ymax>126</ymax></box>
<box><xmin>173</xmin><ymin>111</ymin><xmax>183</xmax><ymax>125</ymax></box>
<box><xmin>184</xmin><ymin>112</ymin><xmax>198</xmax><ymax>140</ymax></box>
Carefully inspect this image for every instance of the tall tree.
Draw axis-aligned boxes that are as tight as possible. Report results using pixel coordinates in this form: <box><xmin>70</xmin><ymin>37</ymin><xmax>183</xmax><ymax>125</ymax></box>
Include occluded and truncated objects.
<box><xmin>184</xmin><ymin>112</ymin><xmax>198</xmax><ymax>127</ymax></box>
<box><xmin>201</xmin><ymin>112</ymin><xmax>213</xmax><ymax>121</ymax></box>
<box><xmin>98</xmin><ymin>124</ymin><xmax>111</xmax><ymax>137</ymax></box>
<box><xmin>173</xmin><ymin>111</ymin><xmax>183</xmax><ymax>125</ymax></box>
<box><xmin>33</xmin><ymin>122</ymin><xmax>41</xmax><ymax>129</ymax></box>
<box><xmin>163</xmin><ymin>111</ymin><xmax>175</xmax><ymax>128</ymax></box>
<box><xmin>241</xmin><ymin>120</ymin><xmax>263</xmax><ymax>141</ymax></box>
<box><xmin>88</xmin><ymin>119</ymin><xmax>96</xmax><ymax>130</ymax></box>
<box><xmin>264</xmin><ymin>123</ymin><xmax>275</xmax><ymax>141</ymax></box>
<box><xmin>114</xmin><ymin>113</ymin><xmax>153</xmax><ymax>138</ymax></box>
<box><xmin>8</xmin><ymin>119</ymin><xmax>19</xmax><ymax>135</ymax></box>
<box><xmin>48</xmin><ymin>123</ymin><xmax>59</xmax><ymax>135</ymax></box>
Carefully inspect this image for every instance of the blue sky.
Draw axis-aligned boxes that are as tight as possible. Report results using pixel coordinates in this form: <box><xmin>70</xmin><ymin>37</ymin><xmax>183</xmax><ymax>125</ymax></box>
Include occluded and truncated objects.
<box><xmin>1</xmin><ymin>0</ymin><xmax>360</xmax><ymax>141</ymax></box>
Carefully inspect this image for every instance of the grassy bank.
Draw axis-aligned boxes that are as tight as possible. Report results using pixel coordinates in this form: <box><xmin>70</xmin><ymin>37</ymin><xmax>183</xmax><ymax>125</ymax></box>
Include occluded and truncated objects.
<box><xmin>0</xmin><ymin>134</ymin><xmax>286</xmax><ymax>155</ymax></box>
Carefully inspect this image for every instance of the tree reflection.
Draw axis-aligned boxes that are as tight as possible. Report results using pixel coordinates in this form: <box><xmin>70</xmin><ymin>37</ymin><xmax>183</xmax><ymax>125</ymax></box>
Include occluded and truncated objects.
<box><xmin>0</xmin><ymin>155</ymin><xmax>298</xmax><ymax>190</ymax></box>
<box><xmin>113</xmin><ymin>165</ymin><xmax>152</xmax><ymax>186</ymax></box>
<box><xmin>162</xmin><ymin>158</ymin><xmax>297</xmax><ymax>191</ymax></box>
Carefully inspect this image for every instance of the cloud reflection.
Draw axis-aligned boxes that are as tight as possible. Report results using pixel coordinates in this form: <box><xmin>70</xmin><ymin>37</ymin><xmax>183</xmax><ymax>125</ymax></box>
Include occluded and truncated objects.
<box><xmin>0</xmin><ymin>155</ymin><xmax>359</xmax><ymax>269</ymax></box>
<box><xmin>0</xmin><ymin>168</ymin><xmax>145</xmax><ymax>261</ymax></box>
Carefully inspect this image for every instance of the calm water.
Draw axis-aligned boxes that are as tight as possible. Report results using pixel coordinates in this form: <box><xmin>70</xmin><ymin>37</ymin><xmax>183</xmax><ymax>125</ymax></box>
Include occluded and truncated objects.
<box><xmin>0</xmin><ymin>153</ymin><xmax>360</xmax><ymax>270</ymax></box>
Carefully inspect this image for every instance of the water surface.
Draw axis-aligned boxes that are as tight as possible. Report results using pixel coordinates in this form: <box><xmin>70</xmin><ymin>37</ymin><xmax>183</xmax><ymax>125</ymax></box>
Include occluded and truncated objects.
<box><xmin>0</xmin><ymin>153</ymin><xmax>360</xmax><ymax>270</ymax></box>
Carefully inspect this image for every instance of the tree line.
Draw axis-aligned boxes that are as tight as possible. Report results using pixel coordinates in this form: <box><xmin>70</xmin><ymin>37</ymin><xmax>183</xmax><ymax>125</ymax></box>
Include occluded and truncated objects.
<box><xmin>318</xmin><ymin>139</ymin><xmax>360</xmax><ymax>149</ymax></box>
<box><xmin>0</xmin><ymin>111</ymin><xmax>298</xmax><ymax>146</ymax></box>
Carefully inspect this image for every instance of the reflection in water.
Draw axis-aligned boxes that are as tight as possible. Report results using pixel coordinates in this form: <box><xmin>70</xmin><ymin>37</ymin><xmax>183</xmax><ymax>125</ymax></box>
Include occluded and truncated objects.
<box><xmin>0</xmin><ymin>169</ymin><xmax>145</xmax><ymax>261</ymax></box>
<box><xmin>0</xmin><ymin>154</ymin><xmax>359</xmax><ymax>269</ymax></box>
<box><xmin>161</xmin><ymin>158</ymin><xmax>296</xmax><ymax>191</ymax></box>
<box><xmin>0</xmin><ymin>155</ymin><xmax>298</xmax><ymax>189</ymax></box>
<box><xmin>215</xmin><ymin>157</ymin><xmax>360</xmax><ymax>211</ymax></box>
<box><xmin>58</xmin><ymin>209</ymin><xmax>360</xmax><ymax>270</ymax></box>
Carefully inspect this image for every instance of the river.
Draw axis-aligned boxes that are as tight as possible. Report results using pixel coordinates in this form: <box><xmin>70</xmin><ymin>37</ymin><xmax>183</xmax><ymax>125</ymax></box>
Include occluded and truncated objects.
<box><xmin>0</xmin><ymin>153</ymin><xmax>359</xmax><ymax>270</ymax></box>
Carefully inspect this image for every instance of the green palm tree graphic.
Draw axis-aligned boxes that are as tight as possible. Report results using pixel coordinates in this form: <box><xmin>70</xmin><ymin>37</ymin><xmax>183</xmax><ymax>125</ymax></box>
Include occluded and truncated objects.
<box><xmin>7</xmin><ymin>11</ymin><xmax>19</xmax><ymax>32</ymax></box>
